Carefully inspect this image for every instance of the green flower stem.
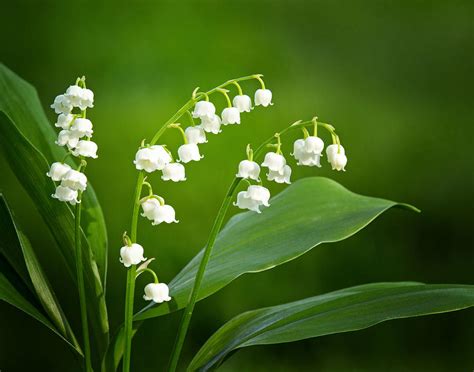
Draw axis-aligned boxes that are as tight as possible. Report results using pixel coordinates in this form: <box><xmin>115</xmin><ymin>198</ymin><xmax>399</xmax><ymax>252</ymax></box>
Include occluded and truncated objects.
<box><xmin>123</xmin><ymin>74</ymin><xmax>264</xmax><ymax>371</ymax></box>
<box><xmin>75</xmin><ymin>193</ymin><xmax>93</xmax><ymax>372</ymax></box>
<box><xmin>168</xmin><ymin>177</ymin><xmax>242</xmax><ymax>372</ymax></box>
<box><xmin>168</xmin><ymin>118</ymin><xmax>335</xmax><ymax>371</ymax></box>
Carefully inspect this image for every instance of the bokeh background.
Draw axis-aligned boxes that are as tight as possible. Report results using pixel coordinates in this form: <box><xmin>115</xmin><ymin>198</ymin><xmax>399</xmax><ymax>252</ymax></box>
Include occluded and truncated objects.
<box><xmin>1</xmin><ymin>1</ymin><xmax>473</xmax><ymax>371</ymax></box>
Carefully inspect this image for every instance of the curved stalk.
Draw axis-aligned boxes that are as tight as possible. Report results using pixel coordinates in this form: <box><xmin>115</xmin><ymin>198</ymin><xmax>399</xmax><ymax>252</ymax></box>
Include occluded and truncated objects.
<box><xmin>75</xmin><ymin>193</ymin><xmax>93</xmax><ymax>372</ymax></box>
<box><xmin>168</xmin><ymin>119</ymin><xmax>335</xmax><ymax>371</ymax></box>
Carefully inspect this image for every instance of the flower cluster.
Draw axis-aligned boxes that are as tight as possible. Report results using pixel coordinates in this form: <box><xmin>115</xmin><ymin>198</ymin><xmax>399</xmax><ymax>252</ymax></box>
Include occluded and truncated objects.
<box><xmin>47</xmin><ymin>77</ymin><xmax>98</xmax><ymax>205</ymax></box>
<box><xmin>234</xmin><ymin>119</ymin><xmax>348</xmax><ymax>213</ymax></box>
<box><xmin>122</xmin><ymin>76</ymin><xmax>273</xmax><ymax>305</ymax></box>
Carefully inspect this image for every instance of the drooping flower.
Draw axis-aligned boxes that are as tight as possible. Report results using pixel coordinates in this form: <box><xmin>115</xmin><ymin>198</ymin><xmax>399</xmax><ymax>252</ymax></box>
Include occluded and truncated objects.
<box><xmin>141</xmin><ymin>198</ymin><xmax>178</xmax><ymax>225</ymax></box>
<box><xmin>55</xmin><ymin>113</ymin><xmax>75</xmax><ymax>130</ymax></box>
<box><xmin>221</xmin><ymin>107</ymin><xmax>241</xmax><ymax>125</ymax></box>
<box><xmin>51</xmin><ymin>94</ymin><xmax>73</xmax><ymax>114</ymax></box>
<box><xmin>293</xmin><ymin>139</ymin><xmax>321</xmax><ymax>167</ymax></box>
<box><xmin>326</xmin><ymin>144</ymin><xmax>345</xmax><ymax>163</ymax></box>
<box><xmin>254</xmin><ymin>89</ymin><xmax>272</xmax><ymax>107</ymax></box>
<box><xmin>200</xmin><ymin>114</ymin><xmax>222</xmax><ymax>134</ymax></box>
<box><xmin>326</xmin><ymin>144</ymin><xmax>347</xmax><ymax>171</ymax></box>
<box><xmin>61</xmin><ymin>169</ymin><xmax>88</xmax><ymax>191</ymax></box>
<box><xmin>185</xmin><ymin>126</ymin><xmax>207</xmax><ymax>144</ymax></box>
<box><xmin>143</xmin><ymin>283</ymin><xmax>171</xmax><ymax>303</ymax></box>
<box><xmin>232</xmin><ymin>95</ymin><xmax>252</xmax><ymax>112</ymax></box>
<box><xmin>79</xmin><ymin>88</ymin><xmax>94</xmax><ymax>110</ymax></box>
<box><xmin>70</xmin><ymin>118</ymin><xmax>93</xmax><ymax>138</ymax></box>
<box><xmin>119</xmin><ymin>243</ymin><xmax>146</xmax><ymax>267</ymax></box>
<box><xmin>261</xmin><ymin>152</ymin><xmax>286</xmax><ymax>172</ymax></box>
<box><xmin>267</xmin><ymin>164</ymin><xmax>292</xmax><ymax>184</ymax></box>
<box><xmin>192</xmin><ymin>100</ymin><xmax>216</xmax><ymax>119</ymax></box>
<box><xmin>304</xmin><ymin>136</ymin><xmax>324</xmax><ymax>155</ymax></box>
<box><xmin>65</xmin><ymin>85</ymin><xmax>84</xmax><ymax>106</ymax></box>
<box><xmin>72</xmin><ymin>140</ymin><xmax>98</xmax><ymax>158</ymax></box>
<box><xmin>56</xmin><ymin>129</ymin><xmax>81</xmax><ymax>148</ymax></box>
<box><xmin>52</xmin><ymin>185</ymin><xmax>79</xmax><ymax>205</ymax></box>
<box><xmin>46</xmin><ymin>162</ymin><xmax>72</xmax><ymax>181</ymax></box>
<box><xmin>234</xmin><ymin>185</ymin><xmax>271</xmax><ymax>213</ymax></box>
<box><xmin>178</xmin><ymin>143</ymin><xmax>202</xmax><ymax>163</ymax></box>
<box><xmin>134</xmin><ymin>146</ymin><xmax>171</xmax><ymax>172</ymax></box>
<box><xmin>161</xmin><ymin>163</ymin><xmax>186</xmax><ymax>182</ymax></box>
<box><xmin>236</xmin><ymin>160</ymin><xmax>260</xmax><ymax>181</ymax></box>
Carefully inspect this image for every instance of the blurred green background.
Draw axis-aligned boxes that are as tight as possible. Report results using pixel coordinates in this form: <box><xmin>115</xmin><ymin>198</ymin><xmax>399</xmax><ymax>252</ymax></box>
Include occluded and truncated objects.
<box><xmin>1</xmin><ymin>1</ymin><xmax>473</xmax><ymax>371</ymax></box>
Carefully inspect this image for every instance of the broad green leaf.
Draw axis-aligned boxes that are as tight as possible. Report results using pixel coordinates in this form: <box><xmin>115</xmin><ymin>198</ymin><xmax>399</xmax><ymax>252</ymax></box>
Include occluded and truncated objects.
<box><xmin>0</xmin><ymin>267</ymin><xmax>83</xmax><ymax>356</ymax></box>
<box><xmin>189</xmin><ymin>282</ymin><xmax>474</xmax><ymax>371</ymax></box>
<box><xmin>0</xmin><ymin>194</ymin><xmax>81</xmax><ymax>352</ymax></box>
<box><xmin>135</xmin><ymin>177</ymin><xmax>418</xmax><ymax>320</ymax></box>
<box><xmin>0</xmin><ymin>65</ymin><xmax>109</xmax><ymax>357</ymax></box>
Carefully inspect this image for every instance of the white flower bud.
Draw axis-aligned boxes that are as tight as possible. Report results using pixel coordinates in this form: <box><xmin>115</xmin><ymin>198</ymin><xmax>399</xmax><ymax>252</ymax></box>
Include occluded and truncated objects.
<box><xmin>261</xmin><ymin>152</ymin><xmax>286</xmax><ymax>172</ymax></box>
<box><xmin>56</xmin><ymin>129</ymin><xmax>81</xmax><ymax>148</ymax></box>
<box><xmin>119</xmin><ymin>243</ymin><xmax>146</xmax><ymax>267</ymax></box>
<box><xmin>221</xmin><ymin>107</ymin><xmax>241</xmax><ymax>125</ymax></box>
<box><xmin>234</xmin><ymin>185</ymin><xmax>271</xmax><ymax>213</ymax></box>
<box><xmin>70</xmin><ymin>118</ymin><xmax>93</xmax><ymax>138</ymax></box>
<box><xmin>162</xmin><ymin>163</ymin><xmax>186</xmax><ymax>182</ymax></box>
<box><xmin>200</xmin><ymin>114</ymin><xmax>222</xmax><ymax>134</ymax></box>
<box><xmin>331</xmin><ymin>152</ymin><xmax>348</xmax><ymax>171</ymax></box>
<box><xmin>46</xmin><ymin>162</ymin><xmax>72</xmax><ymax>181</ymax></box>
<box><xmin>326</xmin><ymin>144</ymin><xmax>345</xmax><ymax>163</ymax></box>
<box><xmin>51</xmin><ymin>94</ymin><xmax>73</xmax><ymax>114</ymax></box>
<box><xmin>304</xmin><ymin>136</ymin><xmax>324</xmax><ymax>155</ymax></box>
<box><xmin>52</xmin><ymin>185</ymin><xmax>79</xmax><ymax>205</ymax></box>
<box><xmin>232</xmin><ymin>95</ymin><xmax>252</xmax><ymax>112</ymax></box>
<box><xmin>192</xmin><ymin>101</ymin><xmax>216</xmax><ymax>119</ymax></box>
<box><xmin>236</xmin><ymin>160</ymin><xmax>260</xmax><ymax>181</ymax></box>
<box><xmin>185</xmin><ymin>126</ymin><xmax>207</xmax><ymax>144</ymax></box>
<box><xmin>72</xmin><ymin>140</ymin><xmax>98</xmax><ymax>158</ymax></box>
<box><xmin>55</xmin><ymin>113</ymin><xmax>75</xmax><ymax>130</ymax></box>
<box><xmin>61</xmin><ymin>169</ymin><xmax>88</xmax><ymax>191</ymax></box>
<box><xmin>134</xmin><ymin>146</ymin><xmax>171</xmax><ymax>172</ymax></box>
<box><xmin>254</xmin><ymin>89</ymin><xmax>273</xmax><ymax>107</ymax></box>
<box><xmin>141</xmin><ymin>198</ymin><xmax>178</xmax><ymax>225</ymax></box>
<box><xmin>178</xmin><ymin>143</ymin><xmax>202</xmax><ymax>163</ymax></box>
<box><xmin>267</xmin><ymin>164</ymin><xmax>292</xmax><ymax>184</ymax></box>
<box><xmin>143</xmin><ymin>283</ymin><xmax>171</xmax><ymax>303</ymax></box>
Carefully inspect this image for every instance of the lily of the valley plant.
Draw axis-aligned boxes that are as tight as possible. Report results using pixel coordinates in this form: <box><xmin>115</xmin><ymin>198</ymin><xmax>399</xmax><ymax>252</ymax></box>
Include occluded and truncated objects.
<box><xmin>0</xmin><ymin>64</ymin><xmax>473</xmax><ymax>372</ymax></box>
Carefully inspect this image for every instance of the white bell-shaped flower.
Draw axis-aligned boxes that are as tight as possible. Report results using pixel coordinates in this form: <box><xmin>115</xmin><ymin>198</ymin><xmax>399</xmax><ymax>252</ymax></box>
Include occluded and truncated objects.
<box><xmin>141</xmin><ymin>198</ymin><xmax>178</xmax><ymax>225</ymax></box>
<box><xmin>326</xmin><ymin>144</ymin><xmax>345</xmax><ymax>163</ymax></box>
<box><xmin>134</xmin><ymin>146</ymin><xmax>171</xmax><ymax>172</ymax></box>
<box><xmin>52</xmin><ymin>185</ymin><xmax>79</xmax><ymax>205</ymax></box>
<box><xmin>72</xmin><ymin>140</ymin><xmax>98</xmax><ymax>158</ymax></box>
<box><xmin>46</xmin><ymin>162</ymin><xmax>72</xmax><ymax>181</ymax></box>
<box><xmin>261</xmin><ymin>152</ymin><xmax>286</xmax><ymax>172</ymax></box>
<box><xmin>200</xmin><ymin>114</ymin><xmax>222</xmax><ymax>134</ymax></box>
<box><xmin>56</xmin><ymin>130</ymin><xmax>81</xmax><ymax>148</ymax></box>
<box><xmin>254</xmin><ymin>89</ymin><xmax>273</xmax><ymax>107</ymax></box>
<box><xmin>162</xmin><ymin>163</ymin><xmax>186</xmax><ymax>182</ymax></box>
<box><xmin>51</xmin><ymin>94</ymin><xmax>73</xmax><ymax>114</ymax></box>
<box><xmin>143</xmin><ymin>283</ymin><xmax>171</xmax><ymax>303</ymax></box>
<box><xmin>234</xmin><ymin>185</ymin><xmax>271</xmax><ymax>213</ymax></box>
<box><xmin>185</xmin><ymin>126</ymin><xmax>207</xmax><ymax>144</ymax></box>
<box><xmin>178</xmin><ymin>143</ymin><xmax>202</xmax><ymax>163</ymax></box>
<box><xmin>79</xmin><ymin>88</ymin><xmax>94</xmax><ymax>110</ymax></box>
<box><xmin>61</xmin><ymin>169</ymin><xmax>88</xmax><ymax>191</ymax></box>
<box><xmin>65</xmin><ymin>85</ymin><xmax>83</xmax><ymax>106</ymax></box>
<box><xmin>304</xmin><ymin>136</ymin><xmax>324</xmax><ymax>155</ymax></box>
<box><xmin>221</xmin><ymin>107</ymin><xmax>241</xmax><ymax>125</ymax></box>
<box><xmin>232</xmin><ymin>95</ymin><xmax>252</xmax><ymax>112</ymax></box>
<box><xmin>55</xmin><ymin>113</ymin><xmax>75</xmax><ymax>130</ymax></box>
<box><xmin>330</xmin><ymin>152</ymin><xmax>348</xmax><ymax>171</ymax></box>
<box><xmin>192</xmin><ymin>101</ymin><xmax>216</xmax><ymax>119</ymax></box>
<box><xmin>293</xmin><ymin>139</ymin><xmax>321</xmax><ymax>167</ymax></box>
<box><xmin>70</xmin><ymin>118</ymin><xmax>93</xmax><ymax>138</ymax></box>
<box><xmin>236</xmin><ymin>160</ymin><xmax>260</xmax><ymax>181</ymax></box>
<box><xmin>119</xmin><ymin>243</ymin><xmax>146</xmax><ymax>267</ymax></box>
<box><xmin>267</xmin><ymin>164</ymin><xmax>292</xmax><ymax>184</ymax></box>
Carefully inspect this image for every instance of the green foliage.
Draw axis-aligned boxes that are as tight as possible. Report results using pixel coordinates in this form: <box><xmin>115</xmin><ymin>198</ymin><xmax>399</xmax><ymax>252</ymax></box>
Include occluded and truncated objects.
<box><xmin>0</xmin><ymin>64</ymin><xmax>109</xmax><ymax>361</ymax></box>
<box><xmin>0</xmin><ymin>194</ymin><xmax>82</xmax><ymax>355</ymax></box>
<box><xmin>135</xmin><ymin>177</ymin><xmax>418</xmax><ymax>320</ymax></box>
<box><xmin>189</xmin><ymin>282</ymin><xmax>474</xmax><ymax>371</ymax></box>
